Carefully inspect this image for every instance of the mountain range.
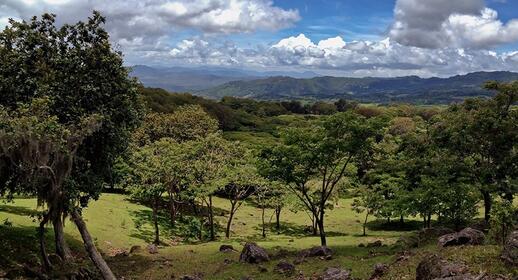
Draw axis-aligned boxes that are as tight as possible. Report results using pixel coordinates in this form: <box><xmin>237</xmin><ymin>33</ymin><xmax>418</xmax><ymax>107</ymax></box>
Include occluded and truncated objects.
<box><xmin>130</xmin><ymin>65</ymin><xmax>518</xmax><ymax>104</ymax></box>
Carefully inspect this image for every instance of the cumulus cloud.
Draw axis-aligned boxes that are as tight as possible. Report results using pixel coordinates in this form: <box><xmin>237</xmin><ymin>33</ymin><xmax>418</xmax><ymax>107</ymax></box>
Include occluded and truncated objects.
<box><xmin>0</xmin><ymin>0</ymin><xmax>300</xmax><ymax>40</ymax></box>
<box><xmin>389</xmin><ymin>0</ymin><xmax>518</xmax><ymax>49</ymax></box>
<box><xmin>163</xmin><ymin>34</ymin><xmax>518</xmax><ymax>77</ymax></box>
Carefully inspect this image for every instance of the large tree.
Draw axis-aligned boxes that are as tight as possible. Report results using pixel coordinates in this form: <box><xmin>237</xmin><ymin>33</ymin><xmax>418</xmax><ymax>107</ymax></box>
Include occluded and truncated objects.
<box><xmin>259</xmin><ymin>112</ymin><xmax>385</xmax><ymax>246</ymax></box>
<box><xmin>0</xmin><ymin>12</ymin><xmax>141</xmax><ymax>278</ymax></box>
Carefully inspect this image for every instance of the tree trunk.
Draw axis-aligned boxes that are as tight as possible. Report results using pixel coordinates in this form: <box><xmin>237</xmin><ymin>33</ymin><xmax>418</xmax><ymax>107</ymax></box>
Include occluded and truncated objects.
<box><xmin>482</xmin><ymin>190</ymin><xmax>492</xmax><ymax>224</ymax></box>
<box><xmin>152</xmin><ymin>198</ymin><xmax>160</xmax><ymax>245</ymax></box>
<box><xmin>208</xmin><ymin>195</ymin><xmax>215</xmax><ymax>241</ymax></box>
<box><xmin>52</xmin><ymin>214</ymin><xmax>73</xmax><ymax>261</ymax></box>
<box><xmin>226</xmin><ymin>202</ymin><xmax>236</xmax><ymax>238</ymax></box>
<box><xmin>39</xmin><ymin>213</ymin><xmax>52</xmax><ymax>271</ymax></box>
<box><xmin>71</xmin><ymin>210</ymin><xmax>116</xmax><ymax>280</ymax></box>
<box><xmin>427</xmin><ymin>212</ymin><xmax>432</xmax><ymax>228</ymax></box>
<box><xmin>275</xmin><ymin>207</ymin><xmax>281</xmax><ymax>232</ymax></box>
<box><xmin>261</xmin><ymin>207</ymin><xmax>266</xmax><ymax>238</ymax></box>
<box><xmin>318</xmin><ymin>210</ymin><xmax>327</xmax><ymax>246</ymax></box>
<box><xmin>362</xmin><ymin>212</ymin><xmax>369</xmax><ymax>236</ymax></box>
<box><xmin>400</xmin><ymin>215</ymin><xmax>404</xmax><ymax>225</ymax></box>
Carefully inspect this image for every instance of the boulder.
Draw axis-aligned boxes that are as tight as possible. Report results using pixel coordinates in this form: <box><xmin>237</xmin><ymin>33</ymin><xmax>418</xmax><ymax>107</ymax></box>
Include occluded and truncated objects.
<box><xmin>369</xmin><ymin>263</ymin><xmax>389</xmax><ymax>280</ymax></box>
<box><xmin>501</xmin><ymin>231</ymin><xmax>518</xmax><ymax>265</ymax></box>
<box><xmin>147</xmin><ymin>244</ymin><xmax>159</xmax><ymax>254</ymax></box>
<box><xmin>300</xmin><ymin>246</ymin><xmax>332</xmax><ymax>258</ymax></box>
<box><xmin>274</xmin><ymin>261</ymin><xmax>295</xmax><ymax>276</ymax></box>
<box><xmin>239</xmin><ymin>243</ymin><xmax>269</xmax><ymax>264</ymax></box>
<box><xmin>415</xmin><ymin>254</ymin><xmax>469</xmax><ymax>280</ymax></box>
<box><xmin>318</xmin><ymin>267</ymin><xmax>351</xmax><ymax>280</ymax></box>
<box><xmin>219</xmin><ymin>244</ymin><xmax>235</xmax><ymax>252</ymax></box>
<box><xmin>438</xmin><ymin>228</ymin><xmax>485</xmax><ymax>247</ymax></box>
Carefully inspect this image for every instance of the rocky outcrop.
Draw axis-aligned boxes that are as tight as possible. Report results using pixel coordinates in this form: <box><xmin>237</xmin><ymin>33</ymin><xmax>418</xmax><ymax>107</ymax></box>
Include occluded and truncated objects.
<box><xmin>369</xmin><ymin>263</ymin><xmax>389</xmax><ymax>280</ymax></box>
<box><xmin>438</xmin><ymin>228</ymin><xmax>485</xmax><ymax>247</ymax></box>
<box><xmin>239</xmin><ymin>243</ymin><xmax>269</xmax><ymax>264</ymax></box>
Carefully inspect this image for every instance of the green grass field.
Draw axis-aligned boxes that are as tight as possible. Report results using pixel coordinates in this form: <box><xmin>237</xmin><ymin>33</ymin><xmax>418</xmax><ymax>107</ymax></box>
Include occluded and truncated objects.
<box><xmin>0</xmin><ymin>194</ymin><xmax>516</xmax><ymax>279</ymax></box>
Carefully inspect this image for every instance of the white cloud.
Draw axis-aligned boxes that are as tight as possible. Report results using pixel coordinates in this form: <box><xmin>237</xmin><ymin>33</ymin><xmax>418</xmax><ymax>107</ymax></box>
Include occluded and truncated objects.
<box><xmin>158</xmin><ymin>33</ymin><xmax>518</xmax><ymax>77</ymax></box>
<box><xmin>389</xmin><ymin>0</ymin><xmax>518</xmax><ymax>49</ymax></box>
<box><xmin>1</xmin><ymin>0</ymin><xmax>300</xmax><ymax>40</ymax></box>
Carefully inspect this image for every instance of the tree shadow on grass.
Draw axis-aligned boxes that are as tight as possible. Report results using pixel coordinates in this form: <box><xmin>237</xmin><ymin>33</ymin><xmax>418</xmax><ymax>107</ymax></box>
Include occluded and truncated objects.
<box><xmin>366</xmin><ymin>219</ymin><xmax>424</xmax><ymax>232</ymax></box>
<box><xmin>0</xmin><ymin>204</ymin><xmax>43</xmax><ymax>217</ymax></box>
<box><xmin>0</xmin><ymin>224</ymin><xmax>85</xmax><ymax>271</ymax></box>
<box><xmin>248</xmin><ymin>221</ymin><xmax>350</xmax><ymax>239</ymax></box>
<box><xmin>129</xmin><ymin>209</ymin><xmax>225</xmax><ymax>245</ymax></box>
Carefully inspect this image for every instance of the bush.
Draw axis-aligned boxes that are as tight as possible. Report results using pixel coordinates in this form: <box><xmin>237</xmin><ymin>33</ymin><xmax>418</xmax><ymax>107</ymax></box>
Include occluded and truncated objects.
<box><xmin>488</xmin><ymin>199</ymin><xmax>517</xmax><ymax>245</ymax></box>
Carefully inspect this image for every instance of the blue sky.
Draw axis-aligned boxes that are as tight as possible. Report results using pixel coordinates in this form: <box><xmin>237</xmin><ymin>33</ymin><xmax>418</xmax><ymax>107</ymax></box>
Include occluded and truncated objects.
<box><xmin>2</xmin><ymin>0</ymin><xmax>518</xmax><ymax>77</ymax></box>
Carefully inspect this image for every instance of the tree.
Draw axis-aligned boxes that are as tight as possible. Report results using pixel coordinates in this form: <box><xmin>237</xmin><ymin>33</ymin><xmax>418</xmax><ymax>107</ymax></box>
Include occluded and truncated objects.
<box><xmin>0</xmin><ymin>11</ymin><xmax>142</xmax><ymax>276</ymax></box>
<box><xmin>351</xmin><ymin>186</ymin><xmax>384</xmax><ymax>236</ymax></box>
<box><xmin>186</xmin><ymin>134</ymin><xmax>232</xmax><ymax>241</ymax></box>
<box><xmin>252</xmin><ymin>180</ymin><xmax>286</xmax><ymax>238</ymax></box>
<box><xmin>221</xmin><ymin>149</ymin><xmax>259</xmax><ymax>238</ymax></box>
<box><xmin>0</xmin><ymin>98</ymin><xmax>115</xmax><ymax>279</ymax></box>
<box><xmin>431</xmin><ymin>81</ymin><xmax>518</xmax><ymax>223</ymax></box>
<box><xmin>259</xmin><ymin>112</ymin><xmax>385</xmax><ymax>246</ymax></box>
<box><xmin>128</xmin><ymin>139</ymin><xmax>184</xmax><ymax>244</ymax></box>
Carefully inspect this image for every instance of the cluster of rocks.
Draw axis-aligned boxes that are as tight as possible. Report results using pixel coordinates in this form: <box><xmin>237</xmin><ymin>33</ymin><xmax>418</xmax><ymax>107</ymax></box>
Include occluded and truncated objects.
<box><xmin>414</xmin><ymin>229</ymin><xmax>518</xmax><ymax>280</ymax></box>
<box><xmin>232</xmin><ymin>242</ymin><xmax>389</xmax><ymax>280</ymax></box>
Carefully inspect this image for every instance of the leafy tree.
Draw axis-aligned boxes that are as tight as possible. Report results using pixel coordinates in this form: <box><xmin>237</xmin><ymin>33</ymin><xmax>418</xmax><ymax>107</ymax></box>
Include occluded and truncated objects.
<box><xmin>128</xmin><ymin>139</ymin><xmax>184</xmax><ymax>244</ymax></box>
<box><xmin>133</xmin><ymin>105</ymin><xmax>218</xmax><ymax>146</ymax></box>
<box><xmin>185</xmin><ymin>134</ymin><xmax>233</xmax><ymax>240</ymax></box>
<box><xmin>352</xmin><ymin>186</ymin><xmax>385</xmax><ymax>236</ymax></box>
<box><xmin>0</xmin><ymin>98</ymin><xmax>115</xmax><ymax>278</ymax></box>
<box><xmin>221</xmin><ymin>149</ymin><xmax>260</xmax><ymax>238</ymax></box>
<box><xmin>259</xmin><ymin>112</ymin><xmax>385</xmax><ymax>246</ymax></box>
<box><xmin>0</xmin><ymin>12</ymin><xmax>142</xmax><ymax>276</ymax></box>
<box><xmin>431</xmin><ymin>81</ymin><xmax>518</xmax><ymax>223</ymax></box>
<box><xmin>334</xmin><ymin>99</ymin><xmax>358</xmax><ymax>112</ymax></box>
<box><xmin>488</xmin><ymin>199</ymin><xmax>517</xmax><ymax>245</ymax></box>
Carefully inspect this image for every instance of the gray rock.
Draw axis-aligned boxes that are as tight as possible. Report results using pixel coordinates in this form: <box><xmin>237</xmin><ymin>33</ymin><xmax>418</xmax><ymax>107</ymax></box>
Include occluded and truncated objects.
<box><xmin>438</xmin><ymin>227</ymin><xmax>485</xmax><ymax>247</ymax></box>
<box><xmin>239</xmin><ymin>243</ymin><xmax>269</xmax><ymax>264</ymax></box>
<box><xmin>319</xmin><ymin>267</ymin><xmax>351</xmax><ymax>280</ymax></box>
<box><xmin>415</xmin><ymin>254</ymin><xmax>469</xmax><ymax>280</ymax></box>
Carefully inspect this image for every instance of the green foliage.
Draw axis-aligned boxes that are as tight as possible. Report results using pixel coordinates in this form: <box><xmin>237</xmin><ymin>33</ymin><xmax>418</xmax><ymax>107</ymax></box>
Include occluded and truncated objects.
<box><xmin>488</xmin><ymin>199</ymin><xmax>517</xmax><ymax>245</ymax></box>
<box><xmin>0</xmin><ymin>12</ymin><xmax>143</xmax><ymax>206</ymax></box>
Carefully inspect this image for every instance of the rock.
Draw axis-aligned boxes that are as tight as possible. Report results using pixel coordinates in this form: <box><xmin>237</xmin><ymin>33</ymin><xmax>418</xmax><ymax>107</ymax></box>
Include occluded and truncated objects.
<box><xmin>319</xmin><ymin>255</ymin><xmax>333</xmax><ymax>261</ymax></box>
<box><xmin>415</xmin><ymin>254</ymin><xmax>469</xmax><ymax>280</ymax></box>
<box><xmin>418</xmin><ymin>227</ymin><xmax>455</xmax><ymax>241</ymax></box>
<box><xmin>224</xmin><ymin>258</ymin><xmax>233</xmax><ymax>265</ymax></box>
<box><xmin>130</xmin><ymin>245</ymin><xmax>142</xmax><ymax>254</ymax></box>
<box><xmin>258</xmin><ymin>265</ymin><xmax>268</xmax><ymax>273</ymax></box>
<box><xmin>274</xmin><ymin>261</ymin><xmax>295</xmax><ymax>276</ymax></box>
<box><xmin>438</xmin><ymin>228</ymin><xmax>485</xmax><ymax>247</ymax></box>
<box><xmin>219</xmin><ymin>244</ymin><xmax>235</xmax><ymax>252</ymax></box>
<box><xmin>358</xmin><ymin>243</ymin><xmax>365</xmax><ymax>248</ymax></box>
<box><xmin>239</xmin><ymin>243</ymin><xmax>269</xmax><ymax>264</ymax></box>
<box><xmin>147</xmin><ymin>244</ymin><xmax>159</xmax><ymax>254</ymax></box>
<box><xmin>306</xmin><ymin>246</ymin><xmax>333</xmax><ymax>257</ymax></box>
<box><xmin>319</xmin><ymin>267</ymin><xmax>351</xmax><ymax>280</ymax></box>
<box><xmin>501</xmin><ymin>231</ymin><xmax>518</xmax><ymax>265</ymax></box>
<box><xmin>369</xmin><ymin>263</ymin><xmax>389</xmax><ymax>280</ymax></box>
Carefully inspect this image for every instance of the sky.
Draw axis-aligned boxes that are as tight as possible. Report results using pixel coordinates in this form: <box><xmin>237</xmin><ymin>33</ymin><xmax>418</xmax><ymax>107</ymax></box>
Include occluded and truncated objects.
<box><xmin>1</xmin><ymin>0</ymin><xmax>518</xmax><ymax>77</ymax></box>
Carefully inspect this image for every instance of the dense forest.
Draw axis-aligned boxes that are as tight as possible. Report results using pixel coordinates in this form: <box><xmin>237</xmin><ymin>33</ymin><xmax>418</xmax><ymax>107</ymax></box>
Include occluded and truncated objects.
<box><xmin>0</xmin><ymin>12</ymin><xmax>517</xmax><ymax>280</ymax></box>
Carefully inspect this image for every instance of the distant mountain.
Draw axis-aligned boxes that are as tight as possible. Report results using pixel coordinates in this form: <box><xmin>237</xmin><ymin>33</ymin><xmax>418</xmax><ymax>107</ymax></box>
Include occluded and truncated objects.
<box><xmin>197</xmin><ymin>71</ymin><xmax>518</xmax><ymax>104</ymax></box>
<box><xmin>129</xmin><ymin>65</ymin><xmax>319</xmax><ymax>92</ymax></box>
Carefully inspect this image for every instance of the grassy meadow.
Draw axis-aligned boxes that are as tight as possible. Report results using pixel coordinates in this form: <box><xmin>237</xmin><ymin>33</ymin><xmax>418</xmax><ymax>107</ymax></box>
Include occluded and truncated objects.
<box><xmin>1</xmin><ymin>194</ymin><xmax>516</xmax><ymax>279</ymax></box>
